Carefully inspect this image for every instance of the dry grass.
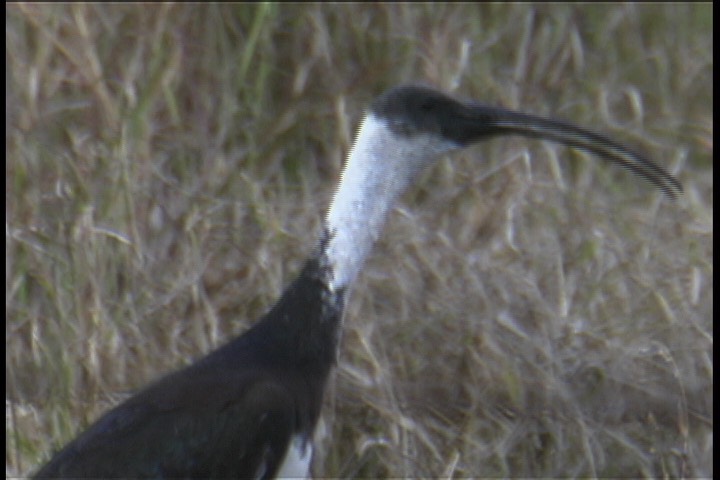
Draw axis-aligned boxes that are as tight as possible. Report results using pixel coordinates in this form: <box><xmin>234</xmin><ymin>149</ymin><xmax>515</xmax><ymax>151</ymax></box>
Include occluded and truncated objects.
<box><xmin>6</xmin><ymin>4</ymin><xmax>712</xmax><ymax>478</ymax></box>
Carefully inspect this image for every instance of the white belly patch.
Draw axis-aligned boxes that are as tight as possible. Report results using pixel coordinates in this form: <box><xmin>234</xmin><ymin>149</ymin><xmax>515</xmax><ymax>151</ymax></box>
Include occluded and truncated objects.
<box><xmin>275</xmin><ymin>434</ymin><xmax>312</xmax><ymax>479</ymax></box>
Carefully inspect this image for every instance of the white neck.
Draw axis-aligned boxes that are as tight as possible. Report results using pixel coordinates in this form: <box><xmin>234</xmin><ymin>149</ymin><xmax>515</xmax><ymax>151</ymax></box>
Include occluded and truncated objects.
<box><xmin>323</xmin><ymin>113</ymin><xmax>455</xmax><ymax>292</ymax></box>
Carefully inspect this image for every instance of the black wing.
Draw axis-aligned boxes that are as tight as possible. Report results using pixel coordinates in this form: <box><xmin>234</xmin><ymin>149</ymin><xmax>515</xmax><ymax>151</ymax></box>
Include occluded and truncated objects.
<box><xmin>34</xmin><ymin>369</ymin><xmax>299</xmax><ymax>479</ymax></box>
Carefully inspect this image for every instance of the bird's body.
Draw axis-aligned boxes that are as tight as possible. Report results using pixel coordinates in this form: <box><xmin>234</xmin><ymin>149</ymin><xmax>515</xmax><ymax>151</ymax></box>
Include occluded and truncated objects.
<box><xmin>35</xmin><ymin>254</ymin><xmax>338</xmax><ymax>479</ymax></box>
<box><xmin>34</xmin><ymin>85</ymin><xmax>681</xmax><ymax>479</ymax></box>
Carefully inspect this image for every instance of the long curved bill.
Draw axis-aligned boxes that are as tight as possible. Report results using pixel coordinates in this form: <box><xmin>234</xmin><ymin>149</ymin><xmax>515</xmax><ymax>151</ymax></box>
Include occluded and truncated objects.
<box><xmin>454</xmin><ymin>103</ymin><xmax>683</xmax><ymax>200</ymax></box>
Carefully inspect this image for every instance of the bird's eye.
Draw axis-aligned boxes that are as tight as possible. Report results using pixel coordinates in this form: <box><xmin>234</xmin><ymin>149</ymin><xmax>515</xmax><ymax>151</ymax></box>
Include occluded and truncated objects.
<box><xmin>419</xmin><ymin>100</ymin><xmax>435</xmax><ymax>112</ymax></box>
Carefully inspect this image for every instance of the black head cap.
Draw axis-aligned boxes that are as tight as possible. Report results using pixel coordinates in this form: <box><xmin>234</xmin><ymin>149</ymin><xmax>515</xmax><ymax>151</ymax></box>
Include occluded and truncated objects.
<box><xmin>371</xmin><ymin>85</ymin><xmax>500</xmax><ymax>145</ymax></box>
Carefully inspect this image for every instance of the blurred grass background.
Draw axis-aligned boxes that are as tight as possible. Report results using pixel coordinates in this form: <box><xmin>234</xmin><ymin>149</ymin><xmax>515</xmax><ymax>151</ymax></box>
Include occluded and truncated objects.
<box><xmin>6</xmin><ymin>3</ymin><xmax>712</xmax><ymax>478</ymax></box>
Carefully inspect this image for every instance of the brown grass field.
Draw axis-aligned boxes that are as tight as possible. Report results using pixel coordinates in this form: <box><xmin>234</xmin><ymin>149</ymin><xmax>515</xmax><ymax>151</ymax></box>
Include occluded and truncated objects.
<box><xmin>6</xmin><ymin>4</ymin><xmax>712</xmax><ymax>478</ymax></box>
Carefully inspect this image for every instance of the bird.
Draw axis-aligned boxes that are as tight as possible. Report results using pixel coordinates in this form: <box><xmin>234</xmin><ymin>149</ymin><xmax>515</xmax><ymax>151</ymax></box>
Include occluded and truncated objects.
<box><xmin>34</xmin><ymin>84</ymin><xmax>682</xmax><ymax>479</ymax></box>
